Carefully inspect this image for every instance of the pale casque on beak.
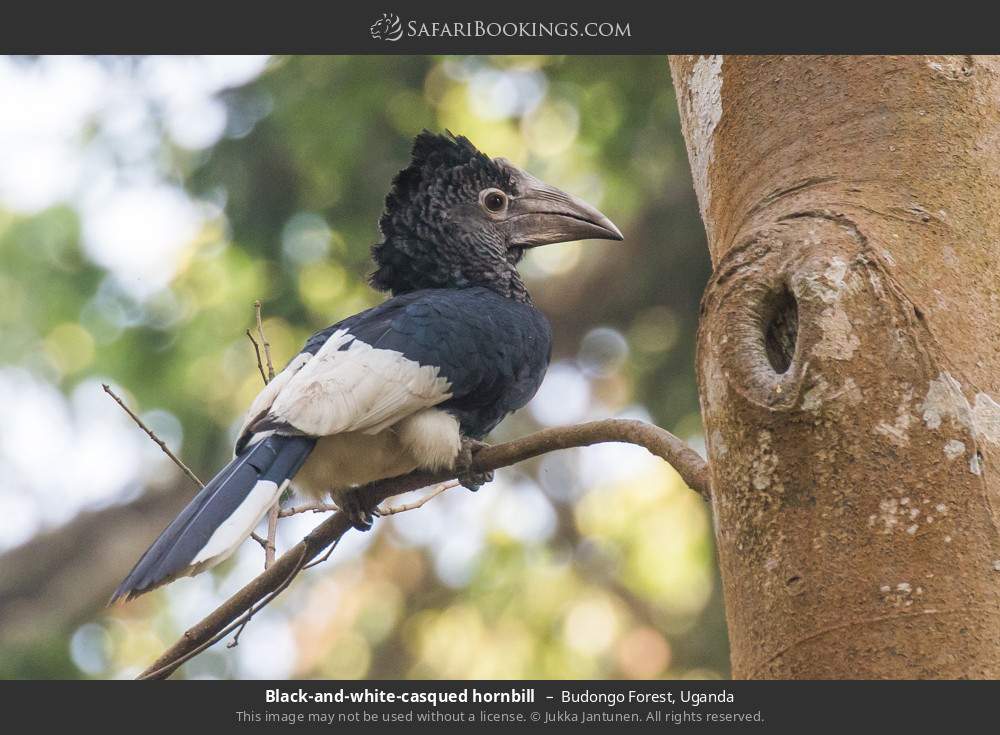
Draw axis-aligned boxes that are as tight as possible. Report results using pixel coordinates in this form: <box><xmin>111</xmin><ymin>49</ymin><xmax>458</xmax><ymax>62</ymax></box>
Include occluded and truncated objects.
<box><xmin>499</xmin><ymin>162</ymin><xmax>623</xmax><ymax>249</ymax></box>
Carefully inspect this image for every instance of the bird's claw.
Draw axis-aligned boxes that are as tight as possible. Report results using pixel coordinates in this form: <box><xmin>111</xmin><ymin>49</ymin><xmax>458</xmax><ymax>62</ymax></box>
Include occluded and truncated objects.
<box><xmin>331</xmin><ymin>489</ymin><xmax>376</xmax><ymax>531</ymax></box>
<box><xmin>456</xmin><ymin>438</ymin><xmax>493</xmax><ymax>492</ymax></box>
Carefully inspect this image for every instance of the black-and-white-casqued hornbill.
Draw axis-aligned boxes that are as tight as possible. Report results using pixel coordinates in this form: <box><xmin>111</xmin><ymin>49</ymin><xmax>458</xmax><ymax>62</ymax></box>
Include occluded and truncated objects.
<box><xmin>112</xmin><ymin>131</ymin><xmax>622</xmax><ymax>602</ymax></box>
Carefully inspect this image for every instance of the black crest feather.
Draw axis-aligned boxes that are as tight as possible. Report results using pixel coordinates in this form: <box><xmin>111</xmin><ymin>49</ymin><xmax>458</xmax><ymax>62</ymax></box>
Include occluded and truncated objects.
<box><xmin>371</xmin><ymin>130</ymin><xmax>522</xmax><ymax>298</ymax></box>
<box><xmin>411</xmin><ymin>129</ymin><xmax>488</xmax><ymax>169</ymax></box>
<box><xmin>386</xmin><ymin>130</ymin><xmax>492</xmax><ymax>210</ymax></box>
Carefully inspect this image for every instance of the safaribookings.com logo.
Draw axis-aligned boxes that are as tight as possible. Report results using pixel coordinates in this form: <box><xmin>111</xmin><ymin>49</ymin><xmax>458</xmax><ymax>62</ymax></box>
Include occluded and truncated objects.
<box><xmin>370</xmin><ymin>14</ymin><xmax>631</xmax><ymax>42</ymax></box>
<box><xmin>370</xmin><ymin>13</ymin><xmax>404</xmax><ymax>41</ymax></box>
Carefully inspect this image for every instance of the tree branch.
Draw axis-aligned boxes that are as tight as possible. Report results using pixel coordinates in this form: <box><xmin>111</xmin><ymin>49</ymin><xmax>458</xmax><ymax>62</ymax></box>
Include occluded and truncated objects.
<box><xmin>250</xmin><ymin>300</ymin><xmax>280</xmax><ymax>566</ymax></box>
<box><xmin>245</xmin><ymin>329</ymin><xmax>268</xmax><ymax>386</ymax></box>
<box><xmin>377</xmin><ymin>480</ymin><xmax>459</xmax><ymax>515</ymax></box>
<box><xmin>263</xmin><ymin>505</ymin><xmax>279</xmax><ymax>568</ymax></box>
<box><xmin>103</xmin><ymin>382</ymin><xmax>273</xmax><ymax>554</ymax></box>
<box><xmin>102</xmin><ymin>384</ymin><xmax>203</xmax><ymax>490</ymax></box>
<box><xmin>253</xmin><ymin>299</ymin><xmax>275</xmax><ymax>382</ymax></box>
<box><xmin>137</xmin><ymin>418</ymin><xmax>709</xmax><ymax>679</ymax></box>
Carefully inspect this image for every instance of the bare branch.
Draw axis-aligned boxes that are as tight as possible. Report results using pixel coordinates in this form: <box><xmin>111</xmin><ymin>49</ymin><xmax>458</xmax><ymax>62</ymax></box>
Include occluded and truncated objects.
<box><xmin>138</xmin><ymin>545</ymin><xmax>309</xmax><ymax>680</ymax></box>
<box><xmin>301</xmin><ymin>538</ymin><xmax>341</xmax><ymax>570</ymax></box>
<box><xmin>253</xmin><ymin>299</ymin><xmax>275</xmax><ymax>382</ymax></box>
<box><xmin>105</xmin><ymin>381</ymin><xmax>282</xmax><ymax>565</ymax></box>
<box><xmin>248</xmin><ymin>301</ymin><xmax>280</xmax><ymax>567</ymax></box>
<box><xmin>377</xmin><ymin>480</ymin><xmax>459</xmax><ymax>516</ymax></box>
<box><xmin>245</xmin><ymin>329</ymin><xmax>268</xmax><ymax>386</ymax></box>
<box><xmin>137</xmin><ymin>418</ymin><xmax>709</xmax><ymax>679</ymax></box>
<box><xmin>102</xmin><ymin>384</ymin><xmax>203</xmax><ymax>489</ymax></box>
<box><xmin>278</xmin><ymin>501</ymin><xmax>338</xmax><ymax>517</ymax></box>
<box><xmin>264</xmin><ymin>504</ymin><xmax>279</xmax><ymax>568</ymax></box>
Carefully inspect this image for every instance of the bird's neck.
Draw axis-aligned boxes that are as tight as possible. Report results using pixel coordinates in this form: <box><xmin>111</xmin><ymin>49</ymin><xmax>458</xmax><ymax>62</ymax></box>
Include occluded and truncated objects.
<box><xmin>370</xmin><ymin>235</ymin><xmax>533</xmax><ymax>304</ymax></box>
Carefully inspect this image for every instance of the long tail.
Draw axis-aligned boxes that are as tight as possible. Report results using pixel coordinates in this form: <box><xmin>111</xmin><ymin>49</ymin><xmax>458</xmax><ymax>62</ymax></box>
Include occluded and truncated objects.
<box><xmin>111</xmin><ymin>434</ymin><xmax>316</xmax><ymax>602</ymax></box>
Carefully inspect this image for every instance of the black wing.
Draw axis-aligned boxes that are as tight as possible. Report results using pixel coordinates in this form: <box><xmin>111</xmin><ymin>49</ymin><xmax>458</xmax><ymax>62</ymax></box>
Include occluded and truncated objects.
<box><xmin>298</xmin><ymin>287</ymin><xmax>552</xmax><ymax>438</ymax></box>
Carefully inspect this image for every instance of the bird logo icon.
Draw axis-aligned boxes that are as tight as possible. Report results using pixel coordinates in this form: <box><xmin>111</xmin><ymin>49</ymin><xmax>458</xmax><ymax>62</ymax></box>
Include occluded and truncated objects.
<box><xmin>370</xmin><ymin>13</ymin><xmax>403</xmax><ymax>42</ymax></box>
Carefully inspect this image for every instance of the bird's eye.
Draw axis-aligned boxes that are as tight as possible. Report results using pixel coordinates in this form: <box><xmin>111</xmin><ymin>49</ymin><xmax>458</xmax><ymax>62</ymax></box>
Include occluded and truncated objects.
<box><xmin>481</xmin><ymin>189</ymin><xmax>507</xmax><ymax>213</ymax></box>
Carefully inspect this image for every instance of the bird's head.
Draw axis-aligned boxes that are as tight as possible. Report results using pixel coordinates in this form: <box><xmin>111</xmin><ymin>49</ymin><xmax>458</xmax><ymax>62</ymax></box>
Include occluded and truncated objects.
<box><xmin>371</xmin><ymin>131</ymin><xmax>622</xmax><ymax>300</ymax></box>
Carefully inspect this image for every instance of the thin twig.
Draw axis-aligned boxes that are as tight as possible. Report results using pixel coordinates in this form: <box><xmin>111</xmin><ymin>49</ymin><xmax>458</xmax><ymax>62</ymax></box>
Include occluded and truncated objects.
<box><xmin>264</xmin><ymin>505</ymin><xmax>278</xmax><ymax>568</ymax></box>
<box><xmin>253</xmin><ymin>299</ymin><xmax>275</xmax><ymax>382</ymax></box>
<box><xmin>102</xmin><ymin>384</ymin><xmax>203</xmax><ymax>489</ymax></box>
<box><xmin>246</xmin><ymin>330</ymin><xmax>268</xmax><ymax>386</ymax></box>
<box><xmin>226</xmin><ymin>619</ymin><xmax>250</xmax><ymax>649</ymax></box>
<box><xmin>377</xmin><ymin>480</ymin><xmax>459</xmax><ymax>516</ymax></box>
<box><xmin>301</xmin><ymin>538</ymin><xmax>340</xmax><ymax>570</ymax></box>
<box><xmin>249</xmin><ymin>302</ymin><xmax>279</xmax><ymax>567</ymax></box>
<box><xmin>105</xmin><ymin>382</ymin><xmax>274</xmax><ymax>562</ymax></box>
<box><xmin>279</xmin><ymin>501</ymin><xmax>339</xmax><ymax>517</ymax></box>
<box><xmin>138</xmin><ymin>419</ymin><xmax>710</xmax><ymax>679</ymax></box>
<box><xmin>276</xmin><ymin>482</ymin><xmax>456</xmax><ymax>520</ymax></box>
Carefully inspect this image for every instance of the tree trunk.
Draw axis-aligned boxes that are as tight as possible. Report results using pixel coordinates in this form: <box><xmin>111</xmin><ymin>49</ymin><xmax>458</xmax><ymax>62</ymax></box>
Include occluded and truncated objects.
<box><xmin>669</xmin><ymin>55</ymin><xmax>1000</xmax><ymax>679</ymax></box>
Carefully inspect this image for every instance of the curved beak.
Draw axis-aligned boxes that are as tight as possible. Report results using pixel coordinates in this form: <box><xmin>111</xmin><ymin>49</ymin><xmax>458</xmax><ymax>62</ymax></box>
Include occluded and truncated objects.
<box><xmin>505</xmin><ymin>166</ymin><xmax>623</xmax><ymax>249</ymax></box>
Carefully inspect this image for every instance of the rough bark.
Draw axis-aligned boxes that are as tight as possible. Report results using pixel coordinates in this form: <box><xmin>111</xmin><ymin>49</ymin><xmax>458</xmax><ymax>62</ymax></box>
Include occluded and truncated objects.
<box><xmin>670</xmin><ymin>55</ymin><xmax>1000</xmax><ymax>679</ymax></box>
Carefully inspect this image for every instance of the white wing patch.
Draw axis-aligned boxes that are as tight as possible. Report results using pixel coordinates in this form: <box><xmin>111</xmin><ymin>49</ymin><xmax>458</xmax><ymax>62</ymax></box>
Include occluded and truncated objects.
<box><xmin>236</xmin><ymin>351</ymin><xmax>312</xmax><ymax>443</ymax></box>
<box><xmin>248</xmin><ymin>329</ymin><xmax>453</xmax><ymax>439</ymax></box>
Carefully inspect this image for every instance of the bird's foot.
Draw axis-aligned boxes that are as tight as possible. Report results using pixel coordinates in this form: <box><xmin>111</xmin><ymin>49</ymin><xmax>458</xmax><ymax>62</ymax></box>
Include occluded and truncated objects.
<box><xmin>456</xmin><ymin>438</ymin><xmax>493</xmax><ymax>492</ymax></box>
<box><xmin>331</xmin><ymin>488</ymin><xmax>376</xmax><ymax>531</ymax></box>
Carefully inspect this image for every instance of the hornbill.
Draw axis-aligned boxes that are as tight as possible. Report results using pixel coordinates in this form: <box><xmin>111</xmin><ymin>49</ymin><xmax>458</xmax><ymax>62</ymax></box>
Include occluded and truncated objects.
<box><xmin>112</xmin><ymin>131</ymin><xmax>622</xmax><ymax>602</ymax></box>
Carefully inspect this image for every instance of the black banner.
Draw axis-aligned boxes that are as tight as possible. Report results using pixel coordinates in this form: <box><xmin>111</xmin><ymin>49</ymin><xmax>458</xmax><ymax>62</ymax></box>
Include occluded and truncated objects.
<box><xmin>1</xmin><ymin>679</ymin><xmax>997</xmax><ymax>731</ymax></box>
<box><xmin>0</xmin><ymin>3</ymin><xmax>994</xmax><ymax>54</ymax></box>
